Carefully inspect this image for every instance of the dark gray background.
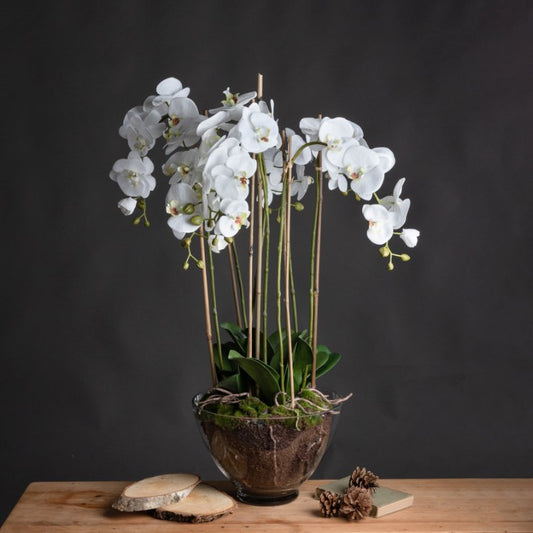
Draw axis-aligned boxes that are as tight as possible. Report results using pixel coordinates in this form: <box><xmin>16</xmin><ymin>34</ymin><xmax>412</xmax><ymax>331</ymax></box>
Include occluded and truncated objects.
<box><xmin>2</xmin><ymin>0</ymin><xmax>532</xmax><ymax>524</ymax></box>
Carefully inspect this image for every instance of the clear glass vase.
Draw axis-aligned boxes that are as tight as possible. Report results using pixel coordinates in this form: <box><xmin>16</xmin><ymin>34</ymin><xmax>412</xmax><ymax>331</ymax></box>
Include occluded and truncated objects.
<box><xmin>193</xmin><ymin>393</ymin><xmax>341</xmax><ymax>505</ymax></box>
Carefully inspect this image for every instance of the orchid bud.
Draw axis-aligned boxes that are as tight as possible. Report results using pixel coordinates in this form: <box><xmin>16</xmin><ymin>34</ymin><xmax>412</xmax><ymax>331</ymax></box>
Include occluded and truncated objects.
<box><xmin>181</xmin><ymin>237</ymin><xmax>191</xmax><ymax>248</ymax></box>
<box><xmin>341</xmin><ymin>190</ymin><xmax>349</xmax><ymax>196</ymax></box>
<box><xmin>387</xmin><ymin>262</ymin><xmax>395</xmax><ymax>271</ymax></box>
<box><xmin>400</xmin><ymin>254</ymin><xmax>411</xmax><ymax>262</ymax></box>
<box><xmin>190</xmin><ymin>215</ymin><xmax>203</xmax><ymax>226</ymax></box>
<box><xmin>183</xmin><ymin>261</ymin><xmax>190</xmax><ymax>271</ymax></box>
<box><xmin>224</xmin><ymin>237</ymin><xmax>234</xmax><ymax>244</ymax></box>
<box><xmin>183</xmin><ymin>203</ymin><xmax>195</xmax><ymax>215</ymax></box>
<box><xmin>294</xmin><ymin>202</ymin><xmax>304</xmax><ymax>212</ymax></box>
<box><xmin>379</xmin><ymin>246</ymin><xmax>390</xmax><ymax>258</ymax></box>
<box><xmin>143</xmin><ymin>219</ymin><xmax>150</xmax><ymax>227</ymax></box>
<box><xmin>196</xmin><ymin>260</ymin><xmax>205</xmax><ymax>269</ymax></box>
<box><xmin>133</xmin><ymin>217</ymin><xmax>142</xmax><ymax>226</ymax></box>
<box><xmin>355</xmin><ymin>194</ymin><xmax>361</xmax><ymax>201</ymax></box>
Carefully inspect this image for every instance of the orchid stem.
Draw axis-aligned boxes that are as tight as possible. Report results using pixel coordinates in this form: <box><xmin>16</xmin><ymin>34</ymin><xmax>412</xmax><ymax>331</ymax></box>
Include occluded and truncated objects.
<box><xmin>284</xmin><ymin>134</ymin><xmax>295</xmax><ymax>408</ymax></box>
<box><xmin>207</xmin><ymin>243</ymin><xmax>223</xmax><ymax>370</ymax></box>
<box><xmin>247</xmin><ymin>158</ymin><xmax>256</xmax><ymax>358</ymax></box>
<box><xmin>289</xmin><ymin>255</ymin><xmax>298</xmax><ymax>332</ymax></box>
<box><xmin>311</xmin><ymin>149</ymin><xmax>323</xmax><ymax>389</ymax></box>
<box><xmin>231</xmin><ymin>241</ymin><xmax>247</xmax><ymax>329</ymax></box>
<box><xmin>254</xmin><ymin>153</ymin><xmax>264</xmax><ymax>361</ymax></box>
<box><xmin>199</xmin><ymin>226</ymin><xmax>217</xmax><ymax>386</ymax></box>
<box><xmin>259</xmin><ymin>154</ymin><xmax>270</xmax><ymax>362</ymax></box>
<box><xmin>277</xmin><ymin>132</ymin><xmax>287</xmax><ymax>392</ymax></box>
<box><xmin>227</xmin><ymin>243</ymin><xmax>243</xmax><ymax>328</ymax></box>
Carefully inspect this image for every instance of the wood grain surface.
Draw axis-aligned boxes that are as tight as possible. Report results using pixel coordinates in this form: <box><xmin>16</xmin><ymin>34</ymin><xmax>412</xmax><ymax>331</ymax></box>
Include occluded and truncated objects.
<box><xmin>2</xmin><ymin>478</ymin><xmax>533</xmax><ymax>532</ymax></box>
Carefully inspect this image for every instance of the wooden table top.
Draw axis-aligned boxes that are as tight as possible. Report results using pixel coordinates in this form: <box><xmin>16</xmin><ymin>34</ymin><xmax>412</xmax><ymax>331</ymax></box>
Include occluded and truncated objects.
<box><xmin>2</xmin><ymin>478</ymin><xmax>532</xmax><ymax>532</ymax></box>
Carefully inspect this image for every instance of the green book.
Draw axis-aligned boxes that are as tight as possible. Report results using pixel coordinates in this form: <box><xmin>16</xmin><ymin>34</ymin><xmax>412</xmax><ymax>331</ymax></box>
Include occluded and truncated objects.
<box><xmin>316</xmin><ymin>477</ymin><xmax>414</xmax><ymax>518</ymax></box>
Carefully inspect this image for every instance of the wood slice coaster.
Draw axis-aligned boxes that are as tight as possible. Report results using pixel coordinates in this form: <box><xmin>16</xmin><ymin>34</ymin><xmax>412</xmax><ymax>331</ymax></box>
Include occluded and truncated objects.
<box><xmin>112</xmin><ymin>473</ymin><xmax>200</xmax><ymax>512</ymax></box>
<box><xmin>154</xmin><ymin>483</ymin><xmax>237</xmax><ymax>523</ymax></box>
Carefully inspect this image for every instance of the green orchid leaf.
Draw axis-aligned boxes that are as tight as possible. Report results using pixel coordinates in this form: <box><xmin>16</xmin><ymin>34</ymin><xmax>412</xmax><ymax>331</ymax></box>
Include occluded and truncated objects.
<box><xmin>314</xmin><ymin>345</ymin><xmax>332</xmax><ymax>372</ymax></box>
<box><xmin>229</xmin><ymin>353</ymin><xmax>281</xmax><ymax>404</ymax></box>
<box><xmin>216</xmin><ymin>372</ymin><xmax>247</xmax><ymax>394</ymax></box>
<box><xmin>292</xmin><ymin>338</ymin><xmax>313</xmax><ymax>392</ymax></box>
<box><xmin>214</xmin><ymin>341</ymin><xmax>242</xmax><ymax>372</ymax></box>
<box><xmin>316</xmin><ymin>351</ymin><xmax>341</xmax><ymax>378</ymax></box>
<box><xmin>220</xmin><ymin>322</ymin><xmax>247</xmax><ymax>352</ymax></box>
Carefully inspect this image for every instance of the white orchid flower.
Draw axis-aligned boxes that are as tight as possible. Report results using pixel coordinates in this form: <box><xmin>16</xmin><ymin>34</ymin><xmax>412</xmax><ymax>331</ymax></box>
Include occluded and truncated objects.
<box><xmin>197</xmin><ymin>88</ymin><xmax>258</xmax><ymax>137</ymax></box>
<box><xmin>292</xmin><ymin>165</ymin><xmax>313</xmax><ymax>201</ymax></box>
<box><xmin>299</xmin><ymin>116</ymin><xmax>323</xmax><ymax>143</ymax></box>
<box><xmin>202</xmin><ymin>137</ymin><xmax>240</xmax><ymax>189</ymax></box>
<box><xmin>213</xmin><ymin>150</ymin><xmax>257</xmax><ymax>200</ymax></box>
<box><xmin>208</xmin><ymin>234</ymin><xmax>229</xmax><ymax>253</ymax></box>
<box><xmin>117</xmin><ymin>197</ymin><xmax>137</xmax><ymax>216</ymax></box>
<box><xmin>286</xmin><ymin>128</ymin><xmax>312</xmax><ymax>166</ymax></box>
<box><xmin>164</xmin><ymin>148</ymin><xmax>201</xmax><ymax>187</ymax></box>
<box><xmin>110</xmin><ymin>152</ymin><xmax>156</xmax><ymax>199</ymax></box>
<box><xmin>215</xmin><ymin>199</ymin><xmax>250</xmax><ymax>238</ymax></box>
<box><xmin>400</xmin><ymin>228</ymin><xmax>420</xmax><ymax>248</ymax></box>
<box><xmin>262</xmin><ymin>147</ymin><xmax>283</xmax><ymax>205</ymax></box>
<box><xmin>362</xmin><ymin>204</ymin><xmax>394</xmax><ymax>245</ymax></box>
<box><xmin>165</xmin><ymin>183</ymin><xmax>202</xmax><ymax>236</ymax></box>
<box><xmin>119</xmin><ymin>107</ymin><xmax>165</xmax><ymax>156</ymax></box>
<box><xmin>319</xmin><ymin>117</ymin><xmax>354</xmax><ymax>153</ymax></box>
<box><xmin>381</xmin><ymin>178</ymin><xmax>411</xmax><ymax>229</ymax></box>
<box><xmin>163</xmin><ymin>97</ymin><xmax>203</xmax><ymax>154</ymax></box>
<box><xmin>152</xmin><ymin>77</ymin><xmax>190</xmax><ymax>106</ymax></box>
<box><xmin>233</xmin><ymin>102</ymin><xmax>279</xmax><ymax>153</ymax></box>
<box><xmin>332</xmin><ymin>144</ymin><xmax>384</xmax><ymax>199</ymax></box>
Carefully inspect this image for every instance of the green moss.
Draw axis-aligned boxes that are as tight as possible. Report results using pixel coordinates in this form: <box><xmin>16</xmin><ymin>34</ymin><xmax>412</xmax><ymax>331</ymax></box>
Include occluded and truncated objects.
<box><xmin>298</xmin><ymin>388</ymin><xmax>332</xmax><ymax>409</ymax></box>
<box><xmin>198</xmin><ymin>391</ymin><xmax>333</xmax><ymax>430</ymax></box>
<box><xmin>238</xmin><ymin>397</ymin><xmax>268</xmax><ymax>417</ymax></box>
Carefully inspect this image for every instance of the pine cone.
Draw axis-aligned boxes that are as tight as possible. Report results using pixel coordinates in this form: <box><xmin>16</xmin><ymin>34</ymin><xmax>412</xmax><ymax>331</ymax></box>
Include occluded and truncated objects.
<box><xmin>349</xmin><ymin>466</ymin><xmax>379</xmax><ymax>492</ymax></box>
<box><xmin>340</xmin><ymin>486</ymin><xmax>373</xmax><ymax>520</ymax></box>
<box><xmin>319</xmin><ymin>490</ymin><xmax>341</xmax><ymax>518</ymax></box>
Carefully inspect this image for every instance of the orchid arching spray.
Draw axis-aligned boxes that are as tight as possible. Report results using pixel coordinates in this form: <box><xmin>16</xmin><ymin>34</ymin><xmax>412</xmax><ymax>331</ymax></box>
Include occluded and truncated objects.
<box><xmin>109</xmin><ymin>74</ymin><xmax>420</xmax><ymax>409</ymax></box>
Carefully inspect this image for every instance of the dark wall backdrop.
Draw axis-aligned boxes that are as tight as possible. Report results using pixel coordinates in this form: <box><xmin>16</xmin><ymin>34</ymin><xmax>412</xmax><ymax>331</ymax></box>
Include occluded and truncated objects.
<box><xmin>2</xmin><ymin>0</ymin><xmax>532</xmax><ymax>524</ymax></box>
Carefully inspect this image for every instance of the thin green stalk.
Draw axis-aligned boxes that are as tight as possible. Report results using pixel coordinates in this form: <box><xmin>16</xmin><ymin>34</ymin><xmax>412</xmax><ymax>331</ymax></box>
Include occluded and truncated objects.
<box><xmin>198</xmin><ymin>226</ymin><xmax>217</xmax><ymax>386</ymax></box>
<box><xmin>207</xmin><ymin>244</ymin><xmax>223</xmax><ymax>369</ymax></box>
<box><xmin>309</xmin><ymin>160</ymin><xmax>321</xmax><ymax>348</ymax></box>
<box><xmin>254</xmin><ymin>155</ymin><xmax>264</xmax><ymax>361</ymax></box>
<box><xmin>232</xmin><ymin>241</ymin><xmax>247</xmax><ymax>328</ymax></box>
<box><xmin>289</xmin><ymin>256</ymin><xmax>298</xmax><ymax>332</ymax></box>
<box><xmin>284</xmin><ymin>135</ymin><xmax>295</xmax><ymax>407</ymax></box>
<box><xmin>259</xmin><ymin>155</ymin><xmax>270</xmax><ymax>362</ymax></box>
<box><xmin>311</xmin><ymin>151</ymin><xmax>323</xmax><ymax>389</ymax></box>
<box><xmin>247</xmin><ymin>162</ymin><xmax>256</xmax><ymax>358</ymax></box>
<box><xmin>276</xmin><ymin>135</ymin><xmax>288</xmax><ymax>392</ymax></box>
<box><xmin>228</xmin><ymin>243</ymin><xmax>242</xmax><ymax>328</ymax></box>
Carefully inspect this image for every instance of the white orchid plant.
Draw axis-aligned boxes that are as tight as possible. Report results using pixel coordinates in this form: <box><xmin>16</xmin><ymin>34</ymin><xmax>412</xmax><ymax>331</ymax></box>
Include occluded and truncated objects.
<box><xmin>109</xmin><ymin>74</ymin><xmax>420</xmax><ymax>413</ymax></box>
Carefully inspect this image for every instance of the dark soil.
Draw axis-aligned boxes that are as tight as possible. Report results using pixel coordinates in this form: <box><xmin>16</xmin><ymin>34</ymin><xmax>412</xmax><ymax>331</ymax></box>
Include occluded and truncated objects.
<box><xmin>201</xmin><ymin>414</ymin><xmax>333</xmax><ymax>494</ymax></box>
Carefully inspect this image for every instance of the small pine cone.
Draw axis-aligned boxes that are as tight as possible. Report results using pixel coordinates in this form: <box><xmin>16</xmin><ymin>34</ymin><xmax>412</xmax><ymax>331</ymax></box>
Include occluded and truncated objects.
<box><xmin>319</xmin><ymin>490</ymin><xmax>341</xmax><ymax>518</ymax></box>
<box><xmin>340</xmin><ymin>486</ymin><xmax>373</xmax><ymax>521</ymax></box>
<box><xmin>349</xmin><ymin>466</ymin><xmax>380</xmax><ymax>492</ymax></box>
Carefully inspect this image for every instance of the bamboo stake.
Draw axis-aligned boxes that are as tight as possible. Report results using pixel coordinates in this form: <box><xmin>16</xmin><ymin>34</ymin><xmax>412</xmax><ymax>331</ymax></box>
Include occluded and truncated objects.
<box><xmin>246</xmin><ymin>74</ymin><xmax>263</xmax><ymax>358</ymax></box>
<box><xmin>227</xmin><ymin>244</ymin><xmax>242</xmax><ymax>328</ymax></box>
<box><xmin>260</xmin><ymin>161</ymin><xmax>270</xmax><ymax>362</ymax></box>
<box><xmin>254</xmin><ymin>157</ymin><xmax>264</xmax><ymax>360</ymax></box>
<box><xmin>311</xmin><ymin>148</ymin><xmax>323</xmax><ymax>389</ymax></box>
<box><xmin>284</xmin><ymin>134</ymin><xmax>295</xmax><ymax>407</ymax></box>
<box><xmin>199</xmin><ymin>227</ymin><xmax>217</xmax><ymax>386</ymax></box>
<box><xmin>277</xmin><ymin>131</ymin><xmax>287</xmax><ymax>391</ymax></box>
<box><xmin>257</xmin><ymin>73</ymin><xmax>263</xmax><ymax>100</ymax></box>
<box><xmin>247</xmin><ymin>164</ymin><xmax>255</xmax><ymax>358</ymax></box>
<box><xmin>207</xmin><ymin>243</ymin><xmax>223</xmax><ymax>370</ymax></box>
